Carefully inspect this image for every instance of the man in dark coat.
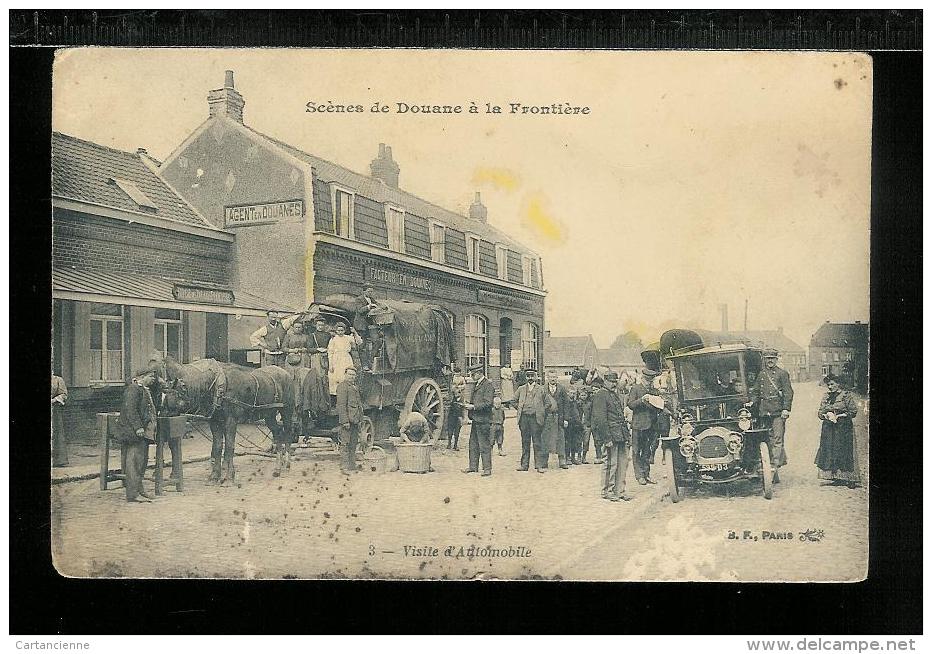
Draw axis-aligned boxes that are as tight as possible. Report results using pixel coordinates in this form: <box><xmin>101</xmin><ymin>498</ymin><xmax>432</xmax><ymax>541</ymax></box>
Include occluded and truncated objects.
<box><xmin>463</xmin><ymin>363</ymin><xmax>495</xmax><ymax>476</ymax></box>
<box><xmin>544</xmin><ymin>371</ymin><xmax>570</xmax><ymax>469</ymax></box>
<box><xmin>336</xmin><ymin>366</ymin><xmax>364</xmax><ymax>474</ymax></box>
<box><xmin>749</xmin><ymin>348</ymin><xmax>794</xmax><ymax>482</ymax></box>
<box><xmin>592</xmin><ymin>372</ymin><xmax>632</xmax><ymax>501</ymax></box>
<box><xmin>627</xmin><ymin>367</ymin><xmax>662</xmax><ymax>485</ymax></box>
<box><xmin>115</xmin><ymin>367</ymin><xmax>158</xmax><ymax>502</ymax></box>
<box><xmin>515</xmin><ymin>370</ymin><xmax>555</xmax><ymax>472</ymax></box>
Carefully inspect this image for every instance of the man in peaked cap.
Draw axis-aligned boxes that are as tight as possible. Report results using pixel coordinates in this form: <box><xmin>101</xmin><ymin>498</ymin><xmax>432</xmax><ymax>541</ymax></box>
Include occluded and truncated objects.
<box><xmin>592</xmin><ymin>371</ymin><xmax>632</xmax><ymax>501</ymax></box>
<box><xmin>627</xmin><ymin>367</ymin><xmax>663</xmax><ymax>485</ymax></box>
<box><xmin>749</xmin><ymin>348</ymin><xmax>794</xmax><ymax>483</ymax></box>
<box><xmin>463</xmin><ymin>362</ymin><xmax>495</xmax><ymax>476</ymax></box>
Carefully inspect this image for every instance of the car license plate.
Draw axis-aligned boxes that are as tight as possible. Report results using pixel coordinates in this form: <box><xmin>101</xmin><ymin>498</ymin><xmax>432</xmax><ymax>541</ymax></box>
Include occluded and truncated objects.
<box><xmin>699</xmin><ymin>463</ymin><xmax>728</xmax><ymax>472</ymax></box>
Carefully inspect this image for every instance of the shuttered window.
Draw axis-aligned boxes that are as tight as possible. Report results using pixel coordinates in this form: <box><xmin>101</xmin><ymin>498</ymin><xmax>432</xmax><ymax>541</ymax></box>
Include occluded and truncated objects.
<box><xmin>387</xmin><ymin>207</ymin><xmax>405</xmax><ymax>252</ymax></box>
<box><xmin>430</xmin><ymin>222</ymin><xmax>446</xmax><ymax>263</ymax></box>
<box><xmin>331</xmin><ymin>187</ymin><xmax>355</xmax><ymax>237</ymax></box>
<box><xmin>495</xmin><ymin>245</ymin><xmax>508</xmax><ymax>280</ymax></box>
<box><xmin>466</xmin><ymin>234</ymin><xmax>481</xmax><ymax>273</ymax></box>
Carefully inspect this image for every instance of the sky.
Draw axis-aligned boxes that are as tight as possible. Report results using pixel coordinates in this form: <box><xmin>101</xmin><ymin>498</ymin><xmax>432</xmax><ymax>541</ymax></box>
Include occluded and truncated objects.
<box><xmin>52</xmin><ymin>49</ymin><xmax>872</xmax><ymax>350</ymax></box>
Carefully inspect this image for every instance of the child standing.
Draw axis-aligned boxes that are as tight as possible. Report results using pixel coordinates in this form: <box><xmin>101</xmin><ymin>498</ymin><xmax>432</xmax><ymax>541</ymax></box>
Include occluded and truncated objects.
<box><xmin>491</xmin><ymin>396</ymin><xmax>506</xmax><ymax>456</ymax></box>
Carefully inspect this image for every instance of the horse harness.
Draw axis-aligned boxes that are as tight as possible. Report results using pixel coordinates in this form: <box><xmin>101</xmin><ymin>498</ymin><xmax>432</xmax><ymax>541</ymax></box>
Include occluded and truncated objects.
<box><xmin>222</xmin><ymin>369</ymin><xmax>285</xmax><ymax>411</ymax></box>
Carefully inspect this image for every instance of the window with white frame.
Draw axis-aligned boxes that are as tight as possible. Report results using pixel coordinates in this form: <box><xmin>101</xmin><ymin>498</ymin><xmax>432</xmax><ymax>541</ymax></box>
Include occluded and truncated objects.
<box><xmin>331</xmin><ymin>186</ymin><xmax>355</xmax><ymax>238</ymax></box>
<box><xmin>845</xmin><ymin>351</ymin><xmax>853</xmax><ymax>362</ymax></box>
<box><xmin>89</xmin><ymin>303</ymin><xmax>124</xmax><ymax>382</ymax></box>
<box><xmin>466</xmin><ymin>234</ymin><xmax>481</xmax><ymax>273</ymax></box>
<box><xmin>821</xmin><ymin>365</ymin><xmax>829</xmax><ymax>376</ymax></box>
<box><xmin>833</xmin><ymin>352</ymin><xmax>840</xmax><ymax>362</ymax></box>
<box><xmin>465</xmin><ymin>314</ymin><xmax>488</xmax><ymax>373</ymax></box>
<box><xmin>521</xmin><ymin>322</ymin><xmax>539</xmax><ymax>371</ymax></box>
<box><xmin>386</xmin><ymin>206</ymin><xmax>405</xmax><ymax>252</ymax></box>
<box><xmin>821</xmin><ymin>351</ymin><xmax>827</xmax><ymax>363</ymax></box>
<box><xmin>521</xmin><ymin>254</ymin><xmax>535</xmax><ymax>287</ymax></box>
<box><xmin>430</xmin><ymin>222</ymin><xmax>446</xmax><ymax>263</ymax></box>
<box><xmin>495</xmin><ymin>245</ymin><xmax>508</xmax><ymax>280</ymax></box>
<box><xmin>154</xmin><ymin>308</ymin><xmax>183</xmax><ymax>362</ymax></box>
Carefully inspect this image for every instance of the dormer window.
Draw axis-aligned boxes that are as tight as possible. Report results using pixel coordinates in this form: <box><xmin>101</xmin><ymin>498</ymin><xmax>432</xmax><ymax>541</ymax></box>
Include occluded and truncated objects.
<box><xmin>386</xmin><ymin>205</ymin><xmax>405</xmax><ymax>253</ymax></box>
<box><xmin>110</xmin><ymin>178</ymin><xmax>158</xmax><ymax>213</ymax></box>
<box><xmin>521</xmin><ymin>254</ymin><xmax>535</xmax><ymax>287</ymax></box>
<box><xmin>430</xmin><ymin>221</ymin><xmax>446</xmax><ymax>263</ymax></box>
<box><xmin>330</xmin><ymin>184</ymin><xmax>355</xmax><ymax>238</ymax></box>
<box><xmin>495</xmin><ymin>244</ymin><xmax>508</xmax><ymax>280</ymax></box>
<box><xmin>466</xmin><ymin>233</ymin><xmax>481</xmax><ymax>273</ymax></box>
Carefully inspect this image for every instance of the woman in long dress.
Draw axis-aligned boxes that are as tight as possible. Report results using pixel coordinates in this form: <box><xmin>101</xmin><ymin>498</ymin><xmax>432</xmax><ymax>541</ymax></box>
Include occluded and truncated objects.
<box><xmin>327</xmin><ymin>322</ymin><xmax>362</xmax><ymax>396</ymax></box>
<box><xmin>51</xmin><ymin>373</ymin><xmax>69</xmax><ymax>467</ymax></box>
<box><xmin>814</xmin><ymin>373</ymin><xmax>861</xmax><ymax>487</ymax></box>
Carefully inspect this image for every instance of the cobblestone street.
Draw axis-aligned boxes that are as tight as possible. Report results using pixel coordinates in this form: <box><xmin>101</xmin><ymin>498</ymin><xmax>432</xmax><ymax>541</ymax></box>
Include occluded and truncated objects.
<box><xmin>51</xmin><ymin>381</ymin><xmax>867</xmax><ymax>581</ymax></box>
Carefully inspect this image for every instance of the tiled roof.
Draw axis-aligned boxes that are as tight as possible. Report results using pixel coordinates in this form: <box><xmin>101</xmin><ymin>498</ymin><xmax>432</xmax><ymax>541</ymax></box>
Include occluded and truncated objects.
<box><xmin>544</xmin><ymin>335</ymin><xmax>595</xmax><ymax>366</ymax></box>
<box><xmin>53</xmin><ymin>268</ymin><xmax>298</xmax><ymax>314</ymax></box>
<box><xmin>246</xmin><ymin>125</ymin><xmax>536</xmax><ymax>256</ymax></box>
<box><xmin>598</xmin><ymin>347</ymin><xmax>643</xmax><ymax>367</ymax></box>
<box><xmin>52</xmin><ymin>132</ymin><xmax>214</xmax><ymax>229</ymax></box>
<box><xmin>693</xmin><ymin>329</ymin><xmax>806</xmax><ymax>354</ymax></box>
<box><xmin>810</xmin><ymin>322</ymin><xmax>869</xmax><ymax>348</ymax></box>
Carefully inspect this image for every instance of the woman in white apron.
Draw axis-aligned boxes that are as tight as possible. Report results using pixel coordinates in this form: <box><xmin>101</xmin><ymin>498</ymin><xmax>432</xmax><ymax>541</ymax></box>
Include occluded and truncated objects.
<box><xmin>327</xmin><ymin>322</ymin><xmax>362</xmax><ymax>395</ymax></box>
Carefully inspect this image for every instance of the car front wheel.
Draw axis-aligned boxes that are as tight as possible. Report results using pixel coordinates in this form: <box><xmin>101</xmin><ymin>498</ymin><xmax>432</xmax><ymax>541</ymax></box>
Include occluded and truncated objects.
<box><xmin>759</xmin><ymin>441</ymin><xmax>773</xmax><ymax>500</ymax></box>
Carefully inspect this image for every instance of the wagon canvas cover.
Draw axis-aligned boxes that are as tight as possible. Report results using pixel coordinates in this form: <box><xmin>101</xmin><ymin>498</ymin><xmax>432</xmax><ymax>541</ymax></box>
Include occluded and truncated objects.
<box><xmin>378</xmin><ymin>302</ymin><xmax>456</xmax><ymax>372</ymax></box>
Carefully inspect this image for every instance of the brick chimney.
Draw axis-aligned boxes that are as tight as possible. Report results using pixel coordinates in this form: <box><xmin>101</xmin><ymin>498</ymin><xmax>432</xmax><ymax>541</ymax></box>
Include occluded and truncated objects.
<box><xmin>207</xmin><ymin>70</ymin><xmax>245</xmax><ymax>123</ymax></box>
<box><xmin>370</xmin><ymin>143</ymin><xmax>400</xmax><ymax>188</ymax></box>
<box><xmin>469</xmin><ymin>191</ymin><xmax>488</xmax><ymax>223</ymax></box>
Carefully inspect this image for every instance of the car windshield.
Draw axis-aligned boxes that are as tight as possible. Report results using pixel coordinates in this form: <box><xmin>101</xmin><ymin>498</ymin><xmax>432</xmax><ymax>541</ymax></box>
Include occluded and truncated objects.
<box><xmin>676</xmin><ymin>352</ymin><xmax>749</xmax><ymax>401</ymax></box>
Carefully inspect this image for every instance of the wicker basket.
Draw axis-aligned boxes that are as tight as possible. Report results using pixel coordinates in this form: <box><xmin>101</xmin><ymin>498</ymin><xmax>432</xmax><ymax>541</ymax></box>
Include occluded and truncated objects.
<box><xmin>362</xmin><ymin>446</ymin><xmax>388</xmax><ymax>474</ymax></box>
<box><xmin>396</xmin><ymin>441</ymin><xmax>432</xmax><ymax>474</ymax></box>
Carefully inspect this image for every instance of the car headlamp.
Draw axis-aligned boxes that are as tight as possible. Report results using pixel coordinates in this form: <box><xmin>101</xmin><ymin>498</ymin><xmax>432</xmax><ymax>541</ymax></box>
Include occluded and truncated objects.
<box><xmin>679</xmin><ymin>415</ymin><xmax>695</xmax><ymax>436</ymax></box>
<box><xmin>737</xmin><ymin>408</ymin><xmax>752</xmax><ymax>432</ymax></box>
<box><xmin>679</xmin><ymin>435</ymin><xmax>697</xmax><ymax>458</ymax></box>
<box><xmin>726</xmin><ymin>431</ymin><xmax>744</xmax><ymax>454</ymax></box>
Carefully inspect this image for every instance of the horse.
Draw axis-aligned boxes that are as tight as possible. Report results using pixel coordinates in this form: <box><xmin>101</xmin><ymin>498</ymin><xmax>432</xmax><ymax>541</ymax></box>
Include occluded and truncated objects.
<box><xmin>161</xmin><ymin>357</ymin><xmax>295</xmax><ymax>483</ymax></box>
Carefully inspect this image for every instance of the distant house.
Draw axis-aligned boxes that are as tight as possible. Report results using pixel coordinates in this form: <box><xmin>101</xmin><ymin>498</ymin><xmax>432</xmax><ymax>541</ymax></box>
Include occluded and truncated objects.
<box><xmin>543</xmin><ymin>333</ymin><xmax>598</xmax><ymax>377</ymax></box>
<box><xmin>693</xmin><ymin>328</ymin><xmax>809</xmax><ymax>382</ymax></box>
<box><xmin>598</xmin><ymin>346</ymin><xmax>644</xmax><ymax>377</ymax></box>
<box><xmin>809</xmin><ymin>321</ymin><xmax>869</xmax><ymax>391</ymax></box>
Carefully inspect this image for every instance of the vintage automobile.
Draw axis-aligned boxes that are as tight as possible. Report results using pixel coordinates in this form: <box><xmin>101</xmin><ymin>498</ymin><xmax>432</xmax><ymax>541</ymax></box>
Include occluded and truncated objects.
<box><xmin>300</xmin><ymin>294</ymin><xmax>455</xmax><ymax>452</ymax></box>
<box><xmin>663</xmin><ymin>341</ymin><xmax>775</xmax><ymax>502</ymax></box>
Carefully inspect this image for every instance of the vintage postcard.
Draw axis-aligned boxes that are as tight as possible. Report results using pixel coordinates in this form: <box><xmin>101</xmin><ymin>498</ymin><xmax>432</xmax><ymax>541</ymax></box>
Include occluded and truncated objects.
<box><xmin>50</xmin><ymin>48</ymin><xmax>871</xmax><ymax>581</ymax></box>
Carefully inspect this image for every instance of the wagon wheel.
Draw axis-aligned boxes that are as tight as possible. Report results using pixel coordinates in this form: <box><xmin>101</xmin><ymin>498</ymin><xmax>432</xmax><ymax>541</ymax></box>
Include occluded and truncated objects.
<box><xmin>403</xmin><ymin>378</ymin><xmax>445</xmax><ymax>443</ymax></box>
<box><xmin>356</xmin><ymin>416</ymin><xmax>374</xmax><ymax>458</ymax></box>
<box><xmin>759</xmin><ymin>441</ymin><xmax>774</xmax><ymax>500</ymax></box>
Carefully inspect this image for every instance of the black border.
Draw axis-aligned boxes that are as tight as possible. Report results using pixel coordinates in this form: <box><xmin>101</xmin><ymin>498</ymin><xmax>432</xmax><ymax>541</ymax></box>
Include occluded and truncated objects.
<box><xmin>11</xmin><ymin>35</ymin><xmax>921</xmax><ymax>635</ymax></box>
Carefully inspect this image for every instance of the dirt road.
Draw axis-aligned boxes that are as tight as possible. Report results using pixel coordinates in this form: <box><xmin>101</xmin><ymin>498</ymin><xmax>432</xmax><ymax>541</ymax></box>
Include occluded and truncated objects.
<box><xmin>51</xmin><ymin>381</ymin><xmax>867</xmax><ymax>581</ymax></box>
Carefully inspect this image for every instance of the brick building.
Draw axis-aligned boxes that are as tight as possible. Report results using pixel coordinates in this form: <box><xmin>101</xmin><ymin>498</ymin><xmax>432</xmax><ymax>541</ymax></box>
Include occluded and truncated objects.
<box><xmin>52</xmin><ymin>132</ymin><xmax>291</xmax><ymax>442</ymax></box>
<box><xmin>809</xmin><ymin>321</ymin><xmax>869</xmax><ymax>391</ymax></box>
<box><xmin>158</xmin><ymin>71</ymin><xmax>546</xmax><ymax>382</ymax></box>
